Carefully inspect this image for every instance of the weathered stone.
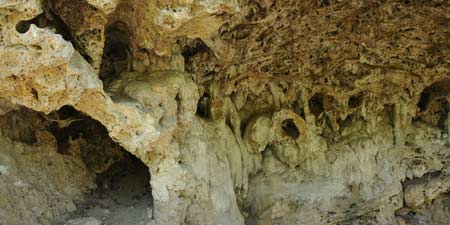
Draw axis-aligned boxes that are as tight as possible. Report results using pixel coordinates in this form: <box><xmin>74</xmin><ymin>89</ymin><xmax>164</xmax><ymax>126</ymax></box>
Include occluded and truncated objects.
<box><xmin>404</xmin><ymin>173</ymin><xmax>450</xmax><ymax>208</ymax></box>
<box><xmin>2</xmin><ymin>1</ymin><xmax>450</xmax><ymax>225</ymax></box>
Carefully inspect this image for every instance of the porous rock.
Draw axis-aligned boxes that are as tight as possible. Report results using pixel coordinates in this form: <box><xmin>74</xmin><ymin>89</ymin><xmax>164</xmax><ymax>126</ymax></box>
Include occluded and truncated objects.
<box><xmin>2</xmin><ymin>1</ymin><xmax>450</xmax><ymax>225</ymax></box>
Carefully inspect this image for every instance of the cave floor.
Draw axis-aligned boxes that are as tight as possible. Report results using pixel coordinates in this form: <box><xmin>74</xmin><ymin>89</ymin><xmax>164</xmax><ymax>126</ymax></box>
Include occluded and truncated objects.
<box><xmin>60</xmin><ymin>157</ymin><xmax>153</xmax><ymax>225</ymax></box>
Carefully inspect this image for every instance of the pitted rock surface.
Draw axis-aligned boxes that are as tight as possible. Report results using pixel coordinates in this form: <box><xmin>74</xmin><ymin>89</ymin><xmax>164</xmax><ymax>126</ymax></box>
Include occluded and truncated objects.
<box><xmin>1</xmin><ymin>1</ymin><xmax>450</xmax><ymax>225</ymax></box>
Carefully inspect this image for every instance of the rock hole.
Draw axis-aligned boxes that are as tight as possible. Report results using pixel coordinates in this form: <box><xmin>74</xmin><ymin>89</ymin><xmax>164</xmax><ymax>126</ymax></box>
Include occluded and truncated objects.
<box><xmin>416</xmin><ymin>80</ymin><xmax>450</xmax><ymax>129</ymax></box>
<box><xmin>320</xmin><ymin>0</ymin><xmax>332</xmax><ymax>6</ymax></box>
<box><xmin>45</xmin><ymin>106</ymin><xmax>154</xmax><ymax>224</ymax></box>
<box><xmin>282</xmin><ymin>119</ymin><xmax>300</xmax><ymax>139</ymax></box>
<box><xmin>417</xmin><ymin>80</ymin><xmax>450</xmax><ymax>112</ymax></box>
<box><xmin>15</xmin><ymin>12</ymin><xmax>50</xmax><ymax>34</ymax></box>
<box><xmin>182</xmin><ymin>38</ymin><xmax>211</xmax><ymax>59</ymax></box>
<box><xmin>58</xmin><ymin>147</ymin><xmax>154</xmax><ymax>225</ymax></box>
<box><xmin>46</xmin><ymin>106</ymin><xmax>84</xmax><ymax>154</ymax></box>
<box><xmin>72</xmin><ymin>152</ymin><xmax>153</xmax><ymax>225</ymax></box>
<box><xmin>182</xmin><ymin>38</ymin><xmax>214</xmax><ymax>76</ymax></box>
<box><xmin>15</xmin><ymin>9</ymin><xmax>72</xmax><ymax>41</ymax></box>
<box><xmin>106</xmin><ymin>42</ymin><xmax>129</xmax><ymax>61</ymax></box>
<box><xmin>417</xmin><ymin>90</ymin><xmax>431</xmax><ymax>112</ymax></box>
<box><xmin>15</xmin><ymin>21</ymin><xmax>30</xmax><ymax>33</ymax></box>
<box><xmin>100</xmin><ymin>21</ymin><xmax>131</xmax><ymax>81</ymax></box>
<box><xmin>309</xmin><ymin>93</ymin><xmax>325</xmax><ymax>116</ymax></box>
<box><xmin>348</xmin><ymin>93</ymin><xmax>363</xmax><ymax>108</ymax></box>
<box><xmin>196</xmin><ymin>93</ymin><xmax>210</xmax><ymax>119</ymax></box>
<box><xmin>44</xmin><ymin>106</ymin><xmax>123</xmax><ymax>163</ymax></box>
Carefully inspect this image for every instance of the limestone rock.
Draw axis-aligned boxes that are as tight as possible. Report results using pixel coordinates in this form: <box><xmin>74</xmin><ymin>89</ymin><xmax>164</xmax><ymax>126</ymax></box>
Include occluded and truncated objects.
<box><xmin>2</xmin><ymin>1</ymin><xmax>450</xmax><ymax>225</ymax></box>
<box><xmin>85</xmin><ymin>0</ymin><xmax>120</xmax><ymax>14</ymax></box>
<box><xmin>0</xmin><ymin>98</ymin><xmax>19</xmax><ymax>115</ymax></box>
<box><xmin>404</xmin><ymin>173</ymin><xmax>450</xmax><ymax>208</ymax></box>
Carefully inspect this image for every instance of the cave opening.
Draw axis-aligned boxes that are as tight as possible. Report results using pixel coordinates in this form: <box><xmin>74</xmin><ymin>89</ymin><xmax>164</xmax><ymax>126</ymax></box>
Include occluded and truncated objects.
<box><xmin>282</xmin><ymin>119</ymin><xmax>300</xmax><ymax>139</ymax></box>
<box><xmin>415</xmin><ymin>80</ymin><xmax>450</xmax><ymax>130</ymax></box>
<box><xmin>71</xmin><ymin>151</ymin><xmax>153</xmax><ymax>225</ymax></box>
<box><xmin>44</xmin><ymin>106</ymin><xmax>153</xmax><ymax>225</ymax></box>
<box><xmin>348</xmin><ymin>92</ymin><xmax>363</xmax><ymax>109</ymax></box>
<box><xmin>0</xmin><ymin>106</ymin><xmax>153</xmax><ymax>225</ymax></box>
<box><xmin>15</xmin><ymin>0</ymin><xmax>72</xmax><ymax>41</ymax></box>
<box><xmin>181</xmin><ymin>38</ymin><xmax>216</xmax><ymax>84</ymax></box>
<box><xmin>196</xmin><ymin>92</ymin><xmax>210</xmax><ymax>119</ymax></box>
<box><xmin>308</xmin><ymin>93</ymin><xmax>325</xmax><ymax>116</ymax></box>
<box><xmin>181</xmin><ymin>38</ymin><xmax>211</xmax><ymax>60</ymax></box>
<box><xmin>417</xmin><ymin>80</ymin><xmax>450</xmax><ymax>112</ymax></box>
<box><xmin>100</xmin><ymin>20</ymin><xmax>131</xmax><ymax>83</ymax></box>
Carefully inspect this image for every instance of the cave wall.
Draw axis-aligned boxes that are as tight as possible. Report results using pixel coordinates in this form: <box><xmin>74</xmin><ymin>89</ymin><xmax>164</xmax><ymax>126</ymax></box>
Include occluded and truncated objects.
<box><xmin>0</xmin><ymin>109</ymin><xmax>97</xmax><ymax>225</ymax></box>
<box><xmin>1</xmin><ymin>0</ymin><xmax>450</xmax><ymax>225</ymax></box>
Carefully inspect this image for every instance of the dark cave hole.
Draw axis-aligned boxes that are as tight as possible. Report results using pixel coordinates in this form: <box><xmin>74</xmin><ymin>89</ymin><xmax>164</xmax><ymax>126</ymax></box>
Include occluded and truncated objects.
<box><xmin>282</xmin><ymin>119</ymin><xmax>300</xmax><ymax>139</ymax></box>
<box><xmin>240</xmin><ymin>118</ymin><xmax>249</xmax><ymax>138</ymax></box>
<box><xmin>348</xmin><ymin>93</ymin><xmax>363</xmax><ymax>108</ymax></box>
<box><xmin>103</xmin><ymin>21</ymin><xmax>131</xmax><ymax>63</ymax></box>
<box><xmin>417</xmin><ymin>90</ymin><xmax>431</xmax><ymax>112</ymax></box>
<box><xmin>309</xmin><ymin>93</ymin><xmax>325</xmax><ymax>116</ymax></box>
<box><xmin>417</xmin><ymin>80</ymin><xmax>450</xmax><ymax>112</ymax></box>
<box><xmin>15</xmin><ymin>11</ymin><xmax>72</xmax><ymax>41</ymax></box>
<box><xmin>100</xmin><ymin>20</ymin><xmax>131</xmax><ymax>81</ymax></box>
<box><xmin>45</xmin><ymin>106</ymin><xmax>123</xmax><ymax>159</ymax></box>
<box><xmin>196</xmin><ymin>93</ymin><xmax>210</xmax><ymax>119</ymax></box>
<box><xmin>68</xmin><ymin>151</ymin><xmax>154</xmax><ymax>225</ymax></box>
<box><xmin>181</xmin><ymin>38</ymin><xmax>214</xmax><ymax>75</ymax></box>
<box><xmin>44</xmin><ymin>106</ymin><xmax>154</xmax><ymax>224</ymax></box>
<box><xmin>320</xmin><ymin>0</ymin><xmax>332</xmax><ymax>6</ymax></box>
<box><xmin>80</xmin><ymin>141</ymin><xmax>153</xmax><ymax>224</ymax></box>
<box><xmin>181</xmin><ymin>38</ymin><xmax>211</xmax><ymax>59</ymax></box>
<box><xmin>15</xmin><ymin>12</ymin><xmax>50</xmax><ymax>34</ymax></box>
<box><xmin>415</xmin><ymin>80</ymin><xmax>450</xmax><ymax>130</ymax></box>
<box><xmin>46</xmin><ymin>105</ymin><xmax>90</xmax><ymax>154</ymax></box>
<box><xmin>93</xmin><ymin>151</ymin><xmax>152</xmax><ymax>206</ymax></box>
<box><xmin>15</xmin><ymin>20</ymin><xmax>30</xmax><ymax>33</ymax></box>
<box><xmin>0</xmin><ymin>106</ymin><xmax>153</xmax><ymax>224</ymax></box>
<box><xmin>105</xmin><ymin>42</ymin><xmax>129</xmax><ymax>61</ymax></box>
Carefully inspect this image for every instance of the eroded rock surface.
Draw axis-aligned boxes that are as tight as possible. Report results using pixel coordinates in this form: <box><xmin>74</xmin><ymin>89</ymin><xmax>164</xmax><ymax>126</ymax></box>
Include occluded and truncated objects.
<box><xmin>1</xmin><ymin>0</ymin><xmax>450</xmax><ymax>225</ymax></box>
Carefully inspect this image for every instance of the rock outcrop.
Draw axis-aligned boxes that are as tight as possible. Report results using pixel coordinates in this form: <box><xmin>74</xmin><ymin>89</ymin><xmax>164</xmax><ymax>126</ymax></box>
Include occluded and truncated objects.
<box><xmin>1</xmin><ymin>1</ymin><xmax>450</xmax><ymax>225</ymax></box>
